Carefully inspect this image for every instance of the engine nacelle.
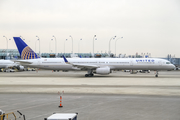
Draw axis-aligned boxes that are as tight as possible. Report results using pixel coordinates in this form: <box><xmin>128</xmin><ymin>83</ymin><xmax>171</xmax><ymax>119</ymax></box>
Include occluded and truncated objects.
<box><xmin>17</xmin><ymin>66</ymin><xmax>24</xmax><ymax>71</ymax></box>
<box><xmin>95</xmin><ymin>67</ymin><xmax>111</xmax><ymax>75</ymax></box>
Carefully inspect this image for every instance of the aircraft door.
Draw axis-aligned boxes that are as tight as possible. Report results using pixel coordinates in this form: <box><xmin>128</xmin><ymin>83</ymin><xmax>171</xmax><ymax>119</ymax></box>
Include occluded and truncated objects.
<box><xmin>130</xmin><ymin>59</ymin><xmax>133</xmax><ymax>66</ymax></box>
<box><xmin>38</xmin><ymin>60</ymin><xmax>41</xmax><ymax>66</ymax></box>
<box><xmin>96</xmin><ymin>61</ymin><xmax>99</xmax><ymax>65</ymax></box>
<box><xmin>158</xmin><ymin>60</ymin><xmax>162</xmax><ymax>66</ymax></box>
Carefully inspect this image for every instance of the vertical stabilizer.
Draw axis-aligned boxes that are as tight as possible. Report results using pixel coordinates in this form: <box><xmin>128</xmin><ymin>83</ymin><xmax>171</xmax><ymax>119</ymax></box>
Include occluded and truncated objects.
<box><xmin>13</xmin><ymin>37</ymin><xmax>40</xmax><ymax>59</ymax></box>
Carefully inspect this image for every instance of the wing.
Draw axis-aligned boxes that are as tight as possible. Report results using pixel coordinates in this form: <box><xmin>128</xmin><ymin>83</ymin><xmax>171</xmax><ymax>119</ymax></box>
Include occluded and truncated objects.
<box><xmin>63</xmin><ymin>56</ymin><xmax>99</xmax><ymax>69</ymax></box>
<box><xmin>14</xmin><ymin>60</ymin><xmax>33</xmax><ymax>64</ymax></box>
<box><xmin>72</xmin><ymin>63</ymin><xmax>99</xmax><ymax>69</ymax></box>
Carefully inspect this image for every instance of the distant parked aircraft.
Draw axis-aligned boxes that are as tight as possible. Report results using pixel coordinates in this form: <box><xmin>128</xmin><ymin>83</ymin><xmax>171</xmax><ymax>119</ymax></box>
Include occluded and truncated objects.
<box><xmin>0</xmin><ymin>60</ymin><xmax>24</xmax><ymax>72</ymax></box>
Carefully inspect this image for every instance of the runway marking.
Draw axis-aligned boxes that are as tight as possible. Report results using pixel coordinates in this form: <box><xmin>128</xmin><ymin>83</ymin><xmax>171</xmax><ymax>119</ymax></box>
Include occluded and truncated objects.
<box><xmin>64</xmin><ymin>97</ymin><xmax>125</xmax><ymax>112</ymax></box>
<box><xmin>1</xmin><ymin>85</ymin><xmax>180</xmax><ymax>88</ymax></box>
<box><xmin>0</xmin><ymin>98</ymin><xmax>51</xmax><ymax>108</ymax></box>
<box><xmin>3</xmin><ymin>95</ymin><xmax>82</xmax><ymax>119</ymax></box>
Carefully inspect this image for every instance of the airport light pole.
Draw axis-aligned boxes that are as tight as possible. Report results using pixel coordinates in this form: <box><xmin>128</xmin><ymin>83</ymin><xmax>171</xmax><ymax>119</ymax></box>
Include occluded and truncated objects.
<box><xmin>78</xmin><ymin>39</ymin><xmax>82</xmax><ymax>54</ymax></box>
<box><xmin>93</xmin><ymin>35</ymin><xmax>97</xmax><ymax>57</ymax></box>
<box><xmin>52</xmin><ymin>35</ymin><xmax>57</xmax><ymax>57</ymax></box>
<box><xmin>9</xmin><ymin>39</ymin><xmax>11</xmax><ymax>57</ymax></box>
<box><xmin>20</xmin><ymin>36</ymin><xmax>25</xmax><ymax>41</ymax></box>
<box><xmin>64</xmin><ymin>39</ymin><xmax>68</xmax><ymax>53</ymax></box>
<box><xmin>115</xmin><ymin>37</ymin><xmax>123</xmax><ymax>57</ymax></box>
<box><xmin>109</xmin><ymin>36</ymin><xmax>116</xmax><ymax>55</ymax></box>
<box><xmin>3</xmin><ymin>36</ymin><xmax>8</xmax><ymax>54</ymax></box>
<box><xmin>36</xmin><ymin>36</ymin><xmax>40</xmax><ymax>57</ymax></box>
<box><xmin>69</xmin><ymin>35</ymin><xmax>73</xmax><ymax>54</ymax></box>
<box><xmin>35</xmin><ymin>40</ymin><xmax>38</xmax><ymax>53</ymax></box>
<box><xmin>49</xmin><ymin>39</ymin><xmax>53</xmax><ymax>53</ymax></box>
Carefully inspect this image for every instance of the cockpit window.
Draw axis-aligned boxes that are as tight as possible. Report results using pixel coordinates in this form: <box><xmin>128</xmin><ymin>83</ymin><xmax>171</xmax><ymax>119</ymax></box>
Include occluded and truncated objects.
<box><xmin>166</xmin><ymin>62</ymin><xmax>170</xmax><ymax>64</ymax></box>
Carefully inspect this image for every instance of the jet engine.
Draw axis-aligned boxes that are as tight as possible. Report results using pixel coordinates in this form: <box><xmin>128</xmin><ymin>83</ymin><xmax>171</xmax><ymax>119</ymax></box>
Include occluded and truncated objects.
<box><xmin>17</xmin><ymin>65</ymin><xmax>24</xmax><ymax>71</ymax></box>
<box><xmin>95</xmin><ymin>67</ymin><xmax>111</xmax><ymax>75</ymax></box>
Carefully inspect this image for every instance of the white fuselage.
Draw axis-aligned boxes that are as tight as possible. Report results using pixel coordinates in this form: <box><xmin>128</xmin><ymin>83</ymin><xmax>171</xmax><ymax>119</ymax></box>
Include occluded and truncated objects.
<box><xmin>19</xmin><ymin>58</ymin><xmax>175</xmax><ymax>71</ymax></box>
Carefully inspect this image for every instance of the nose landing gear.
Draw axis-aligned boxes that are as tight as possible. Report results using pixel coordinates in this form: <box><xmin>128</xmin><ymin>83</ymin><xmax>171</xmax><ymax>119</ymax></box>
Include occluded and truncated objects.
<box><xmin>155</xmin><ymin>71</ymin><xmax>158</xmax><ymax>77</ymax></box>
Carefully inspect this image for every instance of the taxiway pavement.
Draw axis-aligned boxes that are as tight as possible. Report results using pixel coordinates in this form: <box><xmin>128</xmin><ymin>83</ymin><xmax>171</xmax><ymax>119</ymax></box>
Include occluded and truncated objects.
<box><xmin>1</xmin><ymin>70</ymin><xmax>180</xmax><ymax>120</ymax></box>
<box><xmin>0</xmin><ymin>70</ymin><xmax>180</xmax><ymax>96</ymax></box>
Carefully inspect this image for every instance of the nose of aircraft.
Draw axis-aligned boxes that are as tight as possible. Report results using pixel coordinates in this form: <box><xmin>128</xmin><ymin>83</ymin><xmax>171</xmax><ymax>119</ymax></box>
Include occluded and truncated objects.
<box><xmin>171</xmin><ymin>64</ymin><xmax>176</xmax><ymax>70</ymax></box>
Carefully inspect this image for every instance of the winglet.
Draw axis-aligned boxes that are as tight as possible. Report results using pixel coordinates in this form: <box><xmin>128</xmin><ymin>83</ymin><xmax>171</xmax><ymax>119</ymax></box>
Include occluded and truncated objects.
<box><xmin>63</xmin><ymin>55</ymin><xmax>69</xmax><ymax>63</ymax></box>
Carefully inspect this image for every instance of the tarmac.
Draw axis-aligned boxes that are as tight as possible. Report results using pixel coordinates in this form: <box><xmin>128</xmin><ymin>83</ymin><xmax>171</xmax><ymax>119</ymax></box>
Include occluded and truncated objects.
<box><xmin>0</xmin><ymin>70</ymin><xmax>180</xmax><ymax>120</ymax></box>
<box><xmin>1</xmin><ymin>93</ymin><xmax>180</xmax><ymax>120</ymax></box>
<box><xmin>0</xmin><ymin>70</ymin><xmax>180</xmax><ymax>96</ymax></box>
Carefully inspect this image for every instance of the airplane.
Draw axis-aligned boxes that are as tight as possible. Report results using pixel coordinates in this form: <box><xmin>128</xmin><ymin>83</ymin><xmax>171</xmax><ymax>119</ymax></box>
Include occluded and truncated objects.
<box><xmin>0</xmin><ymin>59</ymin><xmax>24</xmax><ymax>72</ymax></box>
<box><xmin>13</xmin><ymin>37</ymin><xmax>175</xmax><ymax>77</ymax></box>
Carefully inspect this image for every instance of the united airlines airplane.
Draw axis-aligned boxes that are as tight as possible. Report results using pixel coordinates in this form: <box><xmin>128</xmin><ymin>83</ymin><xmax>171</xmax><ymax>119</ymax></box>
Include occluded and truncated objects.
<box><xmin>13</xmin><ymin>37</ymin><xmax>175</xmax><ymax>77</ymax></box>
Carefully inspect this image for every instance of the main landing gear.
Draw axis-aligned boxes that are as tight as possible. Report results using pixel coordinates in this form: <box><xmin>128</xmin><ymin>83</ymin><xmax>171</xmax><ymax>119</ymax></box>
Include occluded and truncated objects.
<box><xmin>155</xmin><ymin>71</ymin><xmax>158</xmax><ymax>77</ymax></box>
<box><xmin>85</xmin><ymin>74</ymin><xmax>94</xmax><ymax>77</ymax></box>
<box><xmin>85</xmin><ymin>70</ymin><xmax>94</xmax><ymax>77</ymax></box>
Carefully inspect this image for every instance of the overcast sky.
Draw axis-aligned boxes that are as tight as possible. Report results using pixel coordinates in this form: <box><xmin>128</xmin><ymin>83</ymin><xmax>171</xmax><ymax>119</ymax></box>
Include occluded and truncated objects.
<box><xmin>0</xmin><ymin>0</ymin><xmax>180</xmax><ymax>57</ymax></box>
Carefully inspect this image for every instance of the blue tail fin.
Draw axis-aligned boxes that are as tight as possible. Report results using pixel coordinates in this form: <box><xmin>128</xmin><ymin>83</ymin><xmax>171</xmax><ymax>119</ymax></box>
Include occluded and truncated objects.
<box><xmin>13</xmin><ymin>37</ymin><xmax>40</xmax><ymax>59</ymax></box>
<box><xmin>63</xmin><ymin>55</ymin><xmax>68</xmax><ymax>63</ymax></box>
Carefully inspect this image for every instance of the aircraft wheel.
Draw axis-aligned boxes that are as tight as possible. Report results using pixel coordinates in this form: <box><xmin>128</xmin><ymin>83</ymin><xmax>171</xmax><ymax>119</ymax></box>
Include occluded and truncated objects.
<box><xmin>88</xmin><ymin>74</ymin><xmax>92</xmax><ymax>77</ymax></box>
<box><xmin>91</xmin><ymin>74</ymin><xmax>94</xmax><ymax>77</ymax></box>
<box><xmin>155</xmin><ymin>75</ymin><xmax>158</xmax><ymax>77</ymax></box>
<box><xmin>85</xmin><ymin>74</ymin><xmax>89</xmax><ymax>77</ymax></box>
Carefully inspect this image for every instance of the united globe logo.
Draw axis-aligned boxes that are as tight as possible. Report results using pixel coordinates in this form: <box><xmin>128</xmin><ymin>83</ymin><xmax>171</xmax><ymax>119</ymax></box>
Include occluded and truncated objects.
<box><xmin>21</xmin><ymin>46</ymin><xmax>39</xmax><ymax>59</ymax></box>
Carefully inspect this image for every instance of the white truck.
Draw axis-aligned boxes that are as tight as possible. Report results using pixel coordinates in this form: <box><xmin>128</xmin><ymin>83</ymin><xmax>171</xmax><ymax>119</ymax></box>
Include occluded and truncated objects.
<box><xmin>45</xmin><ymin>113</ymin><xmax>78</xmax><ymax>120</ymax></box>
